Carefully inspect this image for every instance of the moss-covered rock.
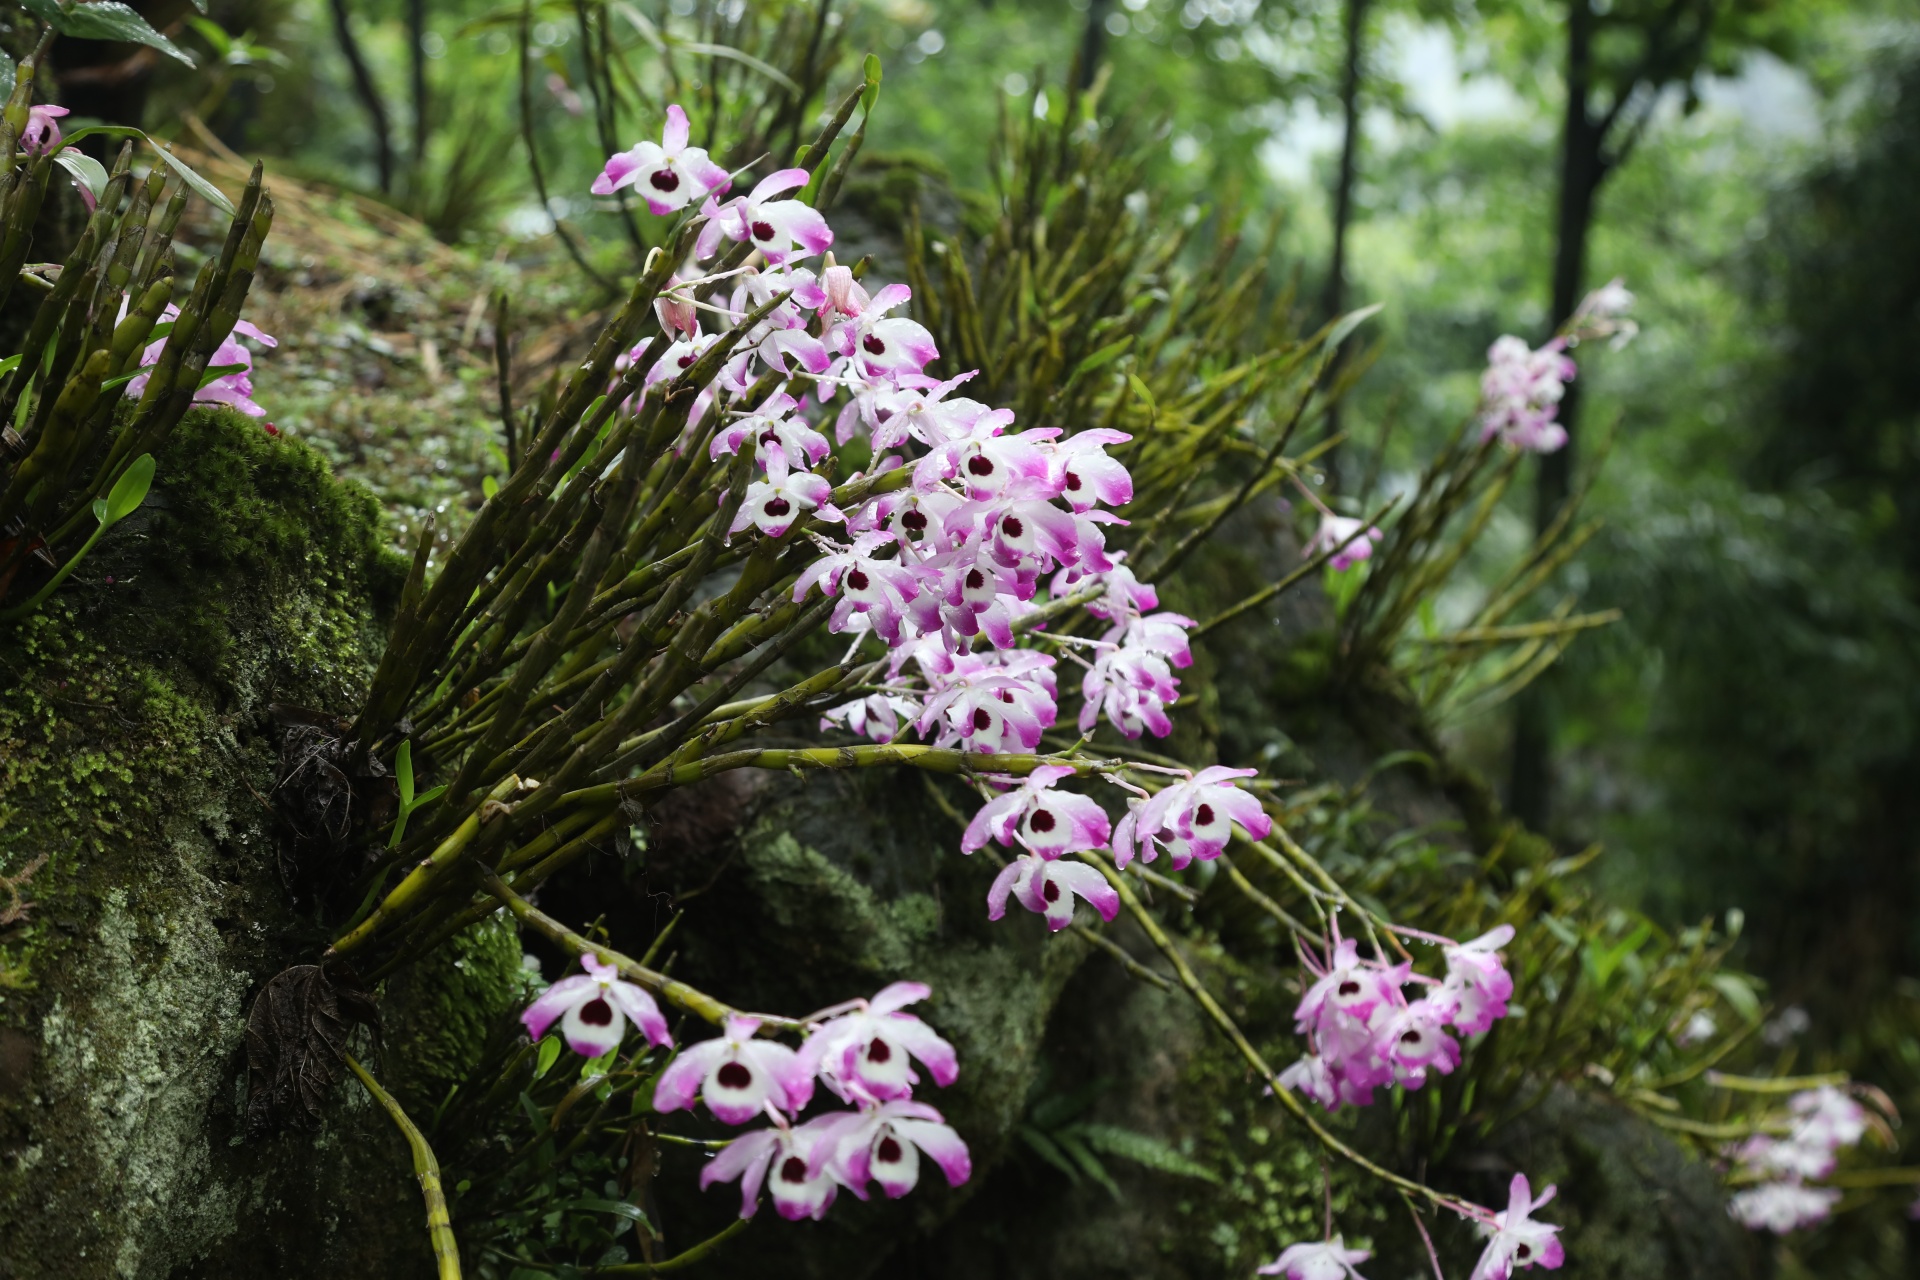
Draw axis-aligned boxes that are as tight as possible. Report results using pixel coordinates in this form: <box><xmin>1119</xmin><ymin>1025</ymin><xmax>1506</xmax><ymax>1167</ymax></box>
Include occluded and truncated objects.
<box><xmin>0</xmin><ymin>408</ymin><xmax>510</xmax><ymax>1279</ymax></box>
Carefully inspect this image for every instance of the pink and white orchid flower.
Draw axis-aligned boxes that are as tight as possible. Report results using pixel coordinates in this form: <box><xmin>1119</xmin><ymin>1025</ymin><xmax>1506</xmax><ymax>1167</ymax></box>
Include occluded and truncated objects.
<box><xmin>1442</xmin><ymin>925</ymin><xmax>1516</xmax><ymax>1035</ymax></box>
<box><xmin>1469</xmin><ymin>1174</ymin><xmax>1565</xmax><ymax>1280</ymax></box>
<box><xmin>1111</xmin><ymin>766</ymin><xmax>1270</xmax><ymax>869</ymax></box>
<box><xmin>810</xmin><ymin>1099</ymin><xmax>972</xmax><ymax>1199</ymax></box>
<box><xmin>700</xmin><ymin>1119</ymin><xmax>840</xmax><ymax>1220</ymax></box>
<box><xmin>653</xmin><ymin>1014</ymin><xmax>814</xmax><ymax>1124</ymax></box>
<box><xmin>592</xmin><ymin>104</ymin><xmax>732</xmax><ymax>214</ymax></box>
<box><xmin>1257</xmin><ymin>1237</ymin><xmax>1372</xmax><ymax>1279</ymax></box>
<box><xmin>961</xmin><ymin>765</ymin><xmax>1112</xmax><ymax>859</ymax></box>
<box><xmin>801</xmin><ymin>981</ymin><xmax>959</xmax><ymax>1101</ymax></box>
<box><xmin>520</xmin><ymin>953</ymin><xmax>671</xmax><ymax>1058</ymax></box>
<box><xmin>696</xmin><ymin>168</ymin><xmax>833</xmax><ymax>266</ymax></box>
<box><xmin>21</xmin><ymin>104</ymin><xmax>68</xmax><ymax>156</ymax></box>
<box><xmin>1305</xmin><ymin>513</ymin><xmax>1383</xmax><ymax>571</ymax></box>
<box><xmin>730</xmin><ymin>453</ymin><xmax>836</xmax><ymax>539</ymax></box>
<box><xmin>987</xmin><ymin>852</ymin><xmax>1119</xmax><ymax>932</ymax></box>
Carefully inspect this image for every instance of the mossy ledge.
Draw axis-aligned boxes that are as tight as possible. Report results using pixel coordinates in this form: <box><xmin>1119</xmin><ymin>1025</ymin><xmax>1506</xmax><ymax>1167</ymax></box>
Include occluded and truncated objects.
<box><xmin>0</xmin><ymin>408</ymin><xmax>485</xmax><ymax>1279</ymax></box>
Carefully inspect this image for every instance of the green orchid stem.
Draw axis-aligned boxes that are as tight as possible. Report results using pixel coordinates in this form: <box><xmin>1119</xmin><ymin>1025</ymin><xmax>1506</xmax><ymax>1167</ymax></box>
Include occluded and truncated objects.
<box><xmin>0</xmin><ymin>516</ymin><xmax>111</xmax><ymax>623</ymax></box>
<box><xmin>344</xmin><ymin>1052</ymin><xmax>463</xmax><ymax>1280</ymax></box>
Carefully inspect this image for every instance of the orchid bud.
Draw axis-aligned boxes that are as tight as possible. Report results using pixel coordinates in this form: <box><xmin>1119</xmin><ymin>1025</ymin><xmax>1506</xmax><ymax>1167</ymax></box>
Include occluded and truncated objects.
<box><xmin>821</xmin><ymin>255</ymin><xmax>863</xmax><ymax>316</ymax></box>
<box><xmin>654</xmin><ymin>275</ymin><xmax>698</xmax><ymax>337</ymax></box>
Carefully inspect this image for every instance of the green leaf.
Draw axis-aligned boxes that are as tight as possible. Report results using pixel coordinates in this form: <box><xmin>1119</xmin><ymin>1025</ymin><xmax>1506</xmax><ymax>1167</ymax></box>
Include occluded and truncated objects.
<box><xmin>566</xmin><ymin>1198</ymin><xmax>654</xmax><ymax>1229</ymax></box>
<box><xmin>1126</xmin><ymin>371</ymin><xmax>1156</xmax><ymax>419</ymax></box>
<box><xmin>1323</xmin><ymin>301</ymin><xmax>1384</xmax><ymax>352</ymax></box>
<box><xmin>100</xmin><ymin>368</ymin><xmax>145</xmax><ymax>392</ymax></box>
<box><xmin>104</xmin><ymin>453</ymin><xmax>155</xmax><ymax>524</ymax></box>
<box><xmin>534</xmin><ymin>1037</ymin><xmax>563</xmax><ymax>1081</ymax></box>
<box><xmin>670</xmin><ymin>40</ymin><xmax>799</xmax><ymax>93</ymax></box>
<box><xmin>40</xmin><ymin>1</ymin><xmax>196</xmax><ymax>67</ymax></box>
<box><xmin>187</xmin><ymin>16</ymin><xmax>231</xmax><ymax>57</ymax></box>
<box><xmin>92</xmin><ymin>497</ymin><xmax>107</xmax><ymax>523</ymax></box>
<box><xmin>1069</xmin><ymin>337</ymin><xmax>1133</xmax><ymax>381</ymax></box>
<box><xmin>1017</xmin><ymin>1126</ymin><xmax>1081</xmax><ymax>1184</ymax></box>
<box><xmin>196</xmin><ymin>362</ymin><xmax>247</xmax><ymax>388</ymax></box>
<box><xmin>413</xmin><ymin>784</ymin><xmax>447</xmax><ymax>808</ymax></box>
<box><xmin>150</xmin><ymin>144</ymin><xmax>236</xmax><ymax>217</ymax></box>
<box><xmin>1054</xmin><ymin>1131</ymin><xmax>1121</xmax><ymax>1199</ymax></box>
<box><xmin>58</xmin><ymin>124</ymin><xmax>147</xmax><ymax>148</ymax></box>
<box><xmin>482</xmin><ymin>474</ymin><xmax>500</xmax><ymax>500</ymax></box>
<box><xmin>0</xmin><ymin>355</ymin><xmax>20</xmax><ymax>378</ymax></box>
<box><xmin>1710</xmin><ymin>973</ymin><xmax>1762</xmax><ymax>1024</ymax></box>
<box><xmin>395</xmin><ymin>740</ymin><xmax>415</xmax><ymax>807</ymax></box>
<box><xmin>53</xmin><ymin>148</ymin><xmax>109</xmax><ymax>205</ymax></box>
<box><xmin>1072</xmin><ymin>1124</ymin><xmax>1220</xmax><ymax>1183</ymax></box>
<box><xmin>862</xmin><ymin>52</ymin><xmax>882</xmax><ymax>112</ymax></box>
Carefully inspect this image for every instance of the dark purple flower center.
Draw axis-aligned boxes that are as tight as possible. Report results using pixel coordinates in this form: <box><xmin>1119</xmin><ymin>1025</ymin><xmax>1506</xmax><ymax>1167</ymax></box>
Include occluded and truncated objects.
<box><xmin>649</xmin><ymin>168</ymin><xmax>680</xmax><ymax>192</ymax></box>
<box><xmin>752</xmin><ymin>219</ymin><xmax>777</xmax><ymax>241</ymax></box>
<box><xmin>966</xmin><ymin>455</ymin><xmax>994</xmax><ymax>476</ymax></box>
<box><xmin>1029</xmin><ymin>808</ymin><xmax>1057</xmax><ymax>833</ymax></box>
<box><xmin>717</xmin><ymin>1061</ymin><xmax>754</xmax><ymax>1089</ymax></box>
<box><xmin>972</xmin><ymin>708</ymin><xmax>992</xmax><ymax>731</ymax></box>
<box><xmin>863</xmin><ymin>334</ymin><xmax>887</xmax><ymax>355</ymax></box>
<box><xmin>1337</xmin><ymin>980</ymin><xmax>1361</xmax><ymax>997</ymax></box>
<box><xmin>847</xmin><ymin>568</ymin><xmax>870</xmax><ymax>591</ymax></box>
<box><xmin>579</xmin><ymin>997</ymin><xmax>614</xmax><ymax>1026</ymax></box>
<box><xmin>877</xmin><ymin>1136</ymin><xmax>903</xmax><ymax>1163</ymax></box>
<box><xmin>1001</xmin><ymin>515</ymin><xmax>1025</xmax><ymax>539</ymax></box>
<box><xmin>996</xmin><ymin>689</ymin><xmax>1013</xmax><ymax>703</ymax></box>
<box><xmin>1401</xmin><ymin>1030</ymin><xmax>1421</xmax><ymax>1045</ymax></box>
<box><xmin>1042</xmin><ymin>879</ymin><xmax>1060</xmax><ymax>902</ymax></box>
<box><xmin>1065</xmin><ymin>470</ymin><xmax>1082</xmax><ymax>491</ymax></box>
<box><xmin>765</xmin><ymin>497</ymin><xmax>791</xmax><ymax>517</ymax></box>
<box><xmin>1517</xmin><ymin>1245</ymin><xmax>1531</xmax><ymax>1261</ymax></box>
<box><xmin>1195</xmin><ymin>803</ymin><xmax>1215</xmax><ymax>826</ymax></box>
<box><xmin>965</xmin><ymin>569</ymin><xmax>985</xmax><ymax>590</ymax></box>
<box><xmin>678</xmin><ymin>354</ymin><xmax>696</xmax><ymax>368</ymax></box>
<box><xmin>901</xmin><ymin>510</ymin><xmax>928</xmax><ymax>531</ymax></box>
<box><xmin>780</xmin><ymin>1156</ymin><xmax>808</xmax><ymax>1183</ymax></box>
<box><xmin>866</xmin><ymin>1038</ymin><xmax>892</xmax><ymax>1064</ymax></box>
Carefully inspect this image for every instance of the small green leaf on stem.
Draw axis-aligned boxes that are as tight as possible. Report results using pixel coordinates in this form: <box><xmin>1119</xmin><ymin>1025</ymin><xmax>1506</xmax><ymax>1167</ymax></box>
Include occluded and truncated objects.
<box><xmin>52</xmin><ymin>148</ymin><xmax>109</xmax><ymax>204</ymax></box>
<box><xmin>105</xmin><ymin>454</ymin><xmax>156</xmax><ymax>524</ymax></box>
<box><xmin>196</xmin><ymin>363</ymin><xmax>247</xmax><ymax>389</ymax></box>
<box><xmin>150</xmin><ymin>143</ymin><xmax>237</xmax><ymax>216</ymax></box>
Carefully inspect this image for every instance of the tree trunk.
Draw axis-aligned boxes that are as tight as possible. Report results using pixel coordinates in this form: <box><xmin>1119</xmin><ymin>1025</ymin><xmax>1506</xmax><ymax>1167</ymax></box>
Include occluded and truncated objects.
<box><xmin>328</xmin><ymin>0</ymin><xmax>395</xmax><ymax>195</ymax></box>
<box><xmin>1320</xmin><ymin>0</ymin><xmax>1369</xmax><ymax>452</ymax></box>
<box><xmin>1508</xmin><ymin>0</ymin><xmax>1605</xmax><ymax>833</ymax></box>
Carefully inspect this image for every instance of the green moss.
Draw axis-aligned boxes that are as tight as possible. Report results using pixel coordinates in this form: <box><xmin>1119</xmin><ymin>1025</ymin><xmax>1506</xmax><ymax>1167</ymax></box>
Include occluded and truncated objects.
<box><xmin>0</xmin><ymin>408</ymin><xmax>434</xmax><ymax>1278</ymax></box>
<box><xmin>383</xmin><ymin>914</ymin><xmax>541</xmax><ymax>1112</ymax></box>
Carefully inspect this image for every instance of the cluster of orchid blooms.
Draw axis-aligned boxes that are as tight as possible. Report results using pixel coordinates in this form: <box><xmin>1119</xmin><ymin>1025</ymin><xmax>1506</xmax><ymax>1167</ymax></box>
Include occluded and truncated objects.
<box><xmin>1725</xmin><ymin>1085</ymin><xmax>1876</xmax><ymax>1234</ymax></box>
<box><xmin>486</xmin><ymin>106</ymin><xmax>1589</xmax><ymax>1268</ymax></box>
<box><xmin>1259</xmin><ymin>1172</ymin><xmax>1563</xmax><ymax>1280</ymax></box>
<box><xmin>1477</xmin><ymin>279</ymin><xmax>1635</xmax><ymax>455</ymax></box>
<box><xmin>521</xmin><ymin>961</ymin><xmax>969</xmax><ymax>1221</ymax></box>
<box><xmin>1280</xmin><ymin>923</ymin><xmax>1517</xmax><ymax>1112</ymax></box>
